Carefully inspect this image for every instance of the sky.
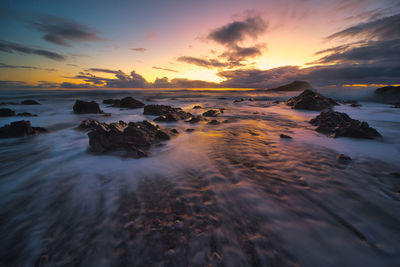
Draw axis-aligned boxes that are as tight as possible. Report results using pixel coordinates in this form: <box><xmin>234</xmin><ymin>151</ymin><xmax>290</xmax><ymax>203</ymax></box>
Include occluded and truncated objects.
<box><xmin>0</xmin><ymin>0</ymin><xmax>399</xmax><ymax>89</ymax></box>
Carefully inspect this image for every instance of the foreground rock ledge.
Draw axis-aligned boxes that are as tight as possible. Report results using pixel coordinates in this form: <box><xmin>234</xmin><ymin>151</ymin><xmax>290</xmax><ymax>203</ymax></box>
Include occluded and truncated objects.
<box><xmin>0</xmin><ymin>120</ymin><xmax>47</xmax><ymax>138</ymax></box>
<box><xmin>87</xmin><ymin>120</ymin><xmax>170</xmax><ymax>157</ymax></box>
<box><xmin>287</xmin><ymin>89</ymin><xmax>338</xmax><ymax>111</ymax></box>
<box><xmin>310</xmin><ymin>111</ymin><xmax>381</xmax><ymax>139</ymax></box>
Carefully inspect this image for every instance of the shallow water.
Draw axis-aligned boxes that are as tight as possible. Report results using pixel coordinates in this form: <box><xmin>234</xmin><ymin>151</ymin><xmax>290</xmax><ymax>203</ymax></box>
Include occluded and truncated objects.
<box><xmin>0</xmin><ymin>89</ymin><xmax>399</xmax><ymax>266</ymax></box>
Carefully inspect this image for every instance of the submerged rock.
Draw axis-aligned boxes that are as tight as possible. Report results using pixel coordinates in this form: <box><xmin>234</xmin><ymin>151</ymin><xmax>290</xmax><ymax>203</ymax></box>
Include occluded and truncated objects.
<box><xmin>208</xmin><ymin>119</ymin><xmax>220</xmax><ymax>125</ymax></box>
<box><xmin>21</xmin><ymin>100</ymin><xmax>40</xmax><ymax>105</ymax></box>
<box><xmin>87</xmin><ymin>120</ymin><xmax>170</xmax><ymax>156</ymax></box>
<box><xmin>202</xmin><ymin>109</ymin><xmax>219</xmax><ymax>117</ymax></box>
<box><xmin>268</xmin><ymin>81</ymin><xmax>312</xmax><ymax>92</ymax></box>
<box><xmin>17</xmin><ymin>112</ymin><xmax>37</xmax><ymax>117</ymax></box>
<box><xmin>193</xmin><ymin>105</ymin><xmax>202</xmax><ymax>109</ymax></box>
<box><xmin>310</xmin><ymin>110</ymin><xmax>381</xmax><ymax>139</ymax></box>
<box><xmin>336</xmin><ymin>154</ymin><xmax>352</xmax><ymax>163</ymax></box>
<box><xmin>144</xmin><ymin>104</ymin><xmax>192</xmax><ymax>122</ymax></box>
<box><xmin>73</xmin><ymin>100</ymin><xmax>103</xmax><ymax>114</ymax></box>
<box><xmin>343</xmin><ymin>100</ymin><xmax>362</xmax><ymax>107</ymax></box>
<box><xmin>0</xmin><ymin>120</ymin><xmax>47</xmax><ymax>138</ymax></box>
<box><xmin>0</xmin><ymin>108</ymin><xmax>15</xmax><ymax>117</ymax></box>
<box><xmin>280</xmin><ymin>134</ymin><xmax>292</xmax><ymax>139</ymax></box>
<box><xmin>287</xmin><ymin>90</ymin><xmax>338</xmax><ymax>111</ymax></box>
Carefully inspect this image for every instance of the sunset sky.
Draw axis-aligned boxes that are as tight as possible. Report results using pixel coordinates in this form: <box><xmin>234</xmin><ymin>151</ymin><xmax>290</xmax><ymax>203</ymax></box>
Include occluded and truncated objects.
<box><xmin>0</xmin><ymin>0</ymin><xmax>399</xmax><ymax>89</ymax></box>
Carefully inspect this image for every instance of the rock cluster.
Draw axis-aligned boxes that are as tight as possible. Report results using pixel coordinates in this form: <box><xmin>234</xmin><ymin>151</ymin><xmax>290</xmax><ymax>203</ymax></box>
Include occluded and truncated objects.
<box><xmin>0</xmin><ymin>120</ymin><xmax>47</xmax><ymax>138</ymax></box>
<box><xmin>87</xmin><ymin>120</ymin><xmax>170</xmax><ymax>156</ymax></box>
<box><xmin>144</xmin><ymin>104</ymin><xmax>192</xmax><ymax>122</ymax></box>
<box><xmin>21</xmin><ymin>100</ymin><xmax>40</xmax><ymax>105</ymax></box>
<box><xmin>104</xmin><ymin>97</ymin><xmax>144</xmax><ymax>109</ymax></box>
<box><xmin>310</xmin><ymin>110</ymin><xmax>381</xmax><ymax>139</ymax></box>
<box><xmin>0</xmin><ymin>108</ymin><xmax>15</xmax><ymax>117</ymax></box>
<box><xmin>268</xmin><ymin>81</ymin><xmax>312</xmax><ymax>92</ymax></box>
<box><xmin>73</xmin><ymin>100</ymin><xmax>103</xmax><ymax>114</ymax></box>
<box><xmin>202</xmin><ymin>109</ymin><xmax>220</xmax><ymax>117</ymax></box>
<box><xmin>287</xmin><ymin>90</ymin><xmax>338</xmax><ymax>111</ymax></box>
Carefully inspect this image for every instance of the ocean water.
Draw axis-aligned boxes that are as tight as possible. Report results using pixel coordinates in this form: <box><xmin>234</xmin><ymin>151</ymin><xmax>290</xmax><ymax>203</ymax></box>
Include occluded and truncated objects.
<box><xmin>0</xmin><ymin>88</ymin><xmax>399</xmax><ymax>266</ymax></box>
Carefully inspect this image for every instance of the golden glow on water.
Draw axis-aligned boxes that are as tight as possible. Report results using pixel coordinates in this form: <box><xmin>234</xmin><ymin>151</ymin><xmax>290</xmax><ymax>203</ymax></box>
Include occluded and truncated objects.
<box><xmin>343</xmin><ymin>84</ymin><xmax>400</xmax><ymax>87</ymax></box>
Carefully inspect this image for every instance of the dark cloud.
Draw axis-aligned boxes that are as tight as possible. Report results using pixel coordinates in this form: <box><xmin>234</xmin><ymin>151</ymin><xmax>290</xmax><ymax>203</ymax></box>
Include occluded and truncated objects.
<box><xmin>220</xmin><ymin>44</ymin><xmax>266</xmax><ymax>62</ymax></box>
<box><xmin>177</xmin><ymin>56</ymin><xmax>230</xmax><ymax>68</ymax></box>
<box><xmin>70</xmin><ymin>69</ymin><xmax>148</xmax><ymax>88</ymax></box>
<box><xmin>152</xmin><ymin>66</ymin><xmax>179</xmax><ymax>73</ymax></box>
<box><xmin>0</xmin><ymin>63</ymin><xmax>38</xmax><ymax>69</ymax></box>
<box><xmin>60</xmin><ymin>82</ymin><xmax>94</xmax><ymax>88</ymax></box>
<box><xmin>208</xmin><ymin>16</ymin><xmax>267</xmax><ymax>46</ymax></box>
<box><xmin>29</xmin><ymin>15</ymin><xmax>103</xmax><ymax>46</ymax></box>
<box><xmin>0</xmin><ymin>40</ymin><xmax>65</xmax><ymax>61</ymax></box>
<box><xmin>327</xmin><ymin>13</ymin><xmax>400</xmax><ymax>41</ymax></box>
<box><xmin>130</xmin><ymin>48</ymin><xmax>147</xmax><ymax>52</ymax></box>
<box><xmin>314</xmin><ymin>39</ymin><xmax>400</xmax><ymax>64</ymax></box>
<box><xmin>0</xmin><ymin>80</ymin><xmax>30</xmax><ymax>89</ymax></box>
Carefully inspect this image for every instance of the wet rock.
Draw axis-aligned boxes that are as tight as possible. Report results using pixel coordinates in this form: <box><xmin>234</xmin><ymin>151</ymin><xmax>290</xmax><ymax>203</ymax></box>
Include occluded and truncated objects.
<box><xmin>280</xmin><ymin>134</ymin><xmax>292</xmax><ymax>139</ymax></box>
<box><xmin>78</xmin><ymin>119</ymin><xmax>101</xmax><ymax>130</ymax></box>
<box><xmin>336</xmin><ymin>154</ymin><xmax>352</xmax><ymax>163</ymax></box>
<box><xmin>115</xmin><ymin>97</ymin><xmax>144</xmax><ymax>109</ymax></box>
<box><xmin>170</xmin><ymin>129</ymin><xmax>179</xmax><ymax>134</ymax></box>
<box><xmin>186</xmin><ymin>128</ymin><xmax>195</xmax><ymax>133</ymax></box>
<box><xmin>202</xmin><ymin>109</ymin><xmax>219</xmax><ymax>117</ymax></box>
<box><xmin>88</xmin><ymin>120</ymin><xmax>170</xmax><ymax>156</ymax></box>
<box><xmin>73</xmin><ymin>100</ymin><xmax>103</xmax><ymax>114</ymax></box>
<box><xmin>0</xmin><ymin>120</ymin><xmax>47</xmax><ymax>138</ymax></box>
<box><xmin>287</xmin><ymin>90</ymin><xmax>338</xmax><ymax>111</ymax></box>
<box><xmin>0</xmin><ymin>108</ymin><xmax>15</xmax><ymax>117</ymax></box>
<box><xmin>193</xmin><ymin>105</ymin><xmax>202</xmax><ymax>109</ymax></box>
<box><xmin>310</xmin><ymin>110</ymin><xmax>381</xmax><ymax>139</ymax></box>
<box><xmin>17</xmin><ymin>112</ymin><xmax>37</xmax><ymax>117</ymax></box>
<box><xmin>374</xmin><ymin>85</ymin><xmax>400</xmax><ymax>103</ymax></box>
<box><xmin>144</xmin><ymin>104</ymin><xmax>192</xmax><ymax>122</ymax></box>
<box><xmin>273</xmin><ymin>100</ymin><xmax>280</xmax><ymax>104</ymax></box>
<box><xmin>208</xmin><ymin>120</ymin><xmax>220</xmax><ymax>125</ymax></box>
<box><xmin>21</xmin><ymin>100</ymin><xmax>40</xmax><ymax>105</ymax></box>
<box><xmin>343</xmin><ymin>100</ymin><xmax>362</xmax><ymax>107</ymax></box>
<box><xmin>234</xmin><ymin>98</ymin><xmax>245</xmax><ymax>103</ymax></box>
<box><xmin>0</xmin><ymin>102</ymin><xmax>18</xmax><ymax>105</ymax></box>
<box><xmin>268</xmin><ymin>81</ymin><xmax>312</xmax><ymax>92</ymax></box>
<box><xmin>103</xmin><ymin>99</ymin><xmax>120</xmax><ymax>105</ymax></box>
<box><xmin>185</xmin><ymin>115</ymin><xmax>206</xmax><ymax>124</ymax></box>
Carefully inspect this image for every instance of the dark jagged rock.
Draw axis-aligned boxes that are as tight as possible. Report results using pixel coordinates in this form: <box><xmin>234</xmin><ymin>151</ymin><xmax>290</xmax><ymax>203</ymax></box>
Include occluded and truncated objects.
<box><xmin>103</xmin><ymin>99</ymin><xmax>121</xmax><ymax>105</ymax></box>
<box><xmin>21</xmin><ymin>100</ymin><xmax>40</xmax><ymax>105</ymax></box>
<box><xmin>144</xmin><ymin>104</ymin><xmax>191</xmax><ymax>122</ymax></box>
<box><xmin>343</xmin><ymin>100</ymin><xmax>362</xmax><ymax>107</ymax></box>
<box><xmin>202</xmin><ymin>109</ymin><xmax>219</xmax><ymax>117</ymax></box>
<box><xmin>280</xmin><ymin>134</ymin><xmax>292</xmax><ymax>139</ymax></box>
<box><xmin>268</xmin><ymin>81</ymin><xmax>312</xmax><ymax>92</ymax></box>
<box><xmin>374</xmin><ymin>86</ymin><xmax>400</xmax><ymax>103</ymax></box>
<box><xmin>144</xmin><ymin>104</ymin><xmax>180</xmax><ymax>116</ymax></box>
<box><xmin>115</xmin><ymin>97</ymin><xmax>144</xmax><ymax>109</ymax></box>
<box><xmin>185</xmin><ymin>115</ymin><xmax>206</xmax><ymax>124</ymax></box>
<box><xmin>310</xmin><ymin>110</ymin><xmax>381</xmax><ymax>139</ymax></box>
<box><xmin>0</xmin><ymin>108</ymin><xmax>15</xmax><ymax>117</ymax></box>
<box><xmin>78</xmin><ymin>119</ymin><xmax>127</xmax><ymax>131</ymax></box>
<box><xmin>193</xmin><ymin>105</ymin><xmax>202</xmax><ymax>109</ymax></box>
<box><xmin>73</xmin><ymin>100</ymin><xmax>103</xmax><ymax>114</ymax></box>
<box><xmin>336</xmin><ymin>154</ymin><xmax>352</xmax><ymax>163</ymax></box>
<box><xmin>88</xmin><ymin>120</ymin><xmax>170</xmax><ymax>156</ymax></box>
<box><xmin>208</xmin><ymin>119</ymin><xmax>220</xmax><ymax>125</ymax></box>
<box><xmin>17</xmin><ymin>112</ymin><xmax>37</xmax><ymax>117</ymax></box>
<box><xmin>0</xmin><ymin>120</ymin><xmax>47</xmax><ymax>138</ymax></box>
<box><xmin>287</xmin><ymin>90</ymin><xmax>338</xmax><ymax>111</ymax></box>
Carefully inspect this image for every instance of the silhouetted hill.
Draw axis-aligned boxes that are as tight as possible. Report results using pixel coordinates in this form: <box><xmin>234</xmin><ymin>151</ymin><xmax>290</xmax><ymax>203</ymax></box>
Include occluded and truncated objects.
<box><xmin>267</xmin><ymin>81</ymin><xmax>312</xmax><ymax>92</ymax></box>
